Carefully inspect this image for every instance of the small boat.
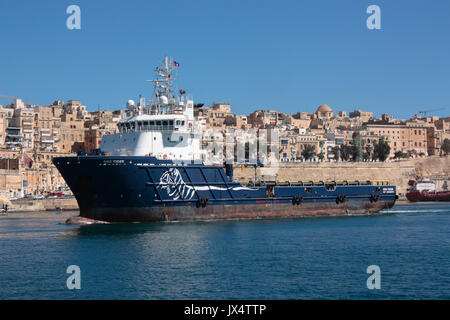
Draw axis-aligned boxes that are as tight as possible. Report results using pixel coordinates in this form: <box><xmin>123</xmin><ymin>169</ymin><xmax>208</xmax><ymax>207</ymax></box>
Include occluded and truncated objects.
<box><xmin>0</xmin><ymin>196</ymin><xmax>11</xmax><ymax>215</ymax></box>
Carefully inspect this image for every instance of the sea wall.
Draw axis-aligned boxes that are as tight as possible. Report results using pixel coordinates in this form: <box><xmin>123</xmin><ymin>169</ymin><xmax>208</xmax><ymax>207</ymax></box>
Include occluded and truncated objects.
<box><xmin>233</xmin><ymin>155</ymin><xmax>450</xmax><ymax>198</ymax></box>
<box><xmin>10</xmin><ymin>198</ymin><xmax>78</xmax><ymax>212</ymax></box>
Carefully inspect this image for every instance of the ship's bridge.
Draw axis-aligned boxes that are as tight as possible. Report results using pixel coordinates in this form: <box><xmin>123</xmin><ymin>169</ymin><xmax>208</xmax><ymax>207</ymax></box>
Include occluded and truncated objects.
<box><xmin>118</xmin><ymin>114</ymin><xmax>192</xmax><ymax>133</ymax></box>
<box><xmin>99</xmin><ymin>56</ymin><xmax>205</xmax><ymax>161</ymax></box>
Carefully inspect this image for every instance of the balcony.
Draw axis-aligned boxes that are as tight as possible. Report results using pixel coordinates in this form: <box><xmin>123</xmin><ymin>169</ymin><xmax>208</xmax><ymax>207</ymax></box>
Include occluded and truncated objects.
<box><xmin>41</xmin><ymin>137</ymin><xmax>54</xmax><ymax>143</ymax></box>
<box><xmin>22</xmin><ymin>126</ymin><xmax>33</xmax><ymax>133</ymax></box>
<box><xmin>5</xmin><ymin>130</ymin><xmax>21</xmax><ymax>137</ymax></box>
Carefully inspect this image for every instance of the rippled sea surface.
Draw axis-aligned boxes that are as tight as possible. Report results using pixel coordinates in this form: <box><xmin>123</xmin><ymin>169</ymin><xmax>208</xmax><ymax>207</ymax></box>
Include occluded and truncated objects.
<box><xmin>0</xmin><ymin>203</ymin><xmax>449</xmax><ymax>299</ymax></box>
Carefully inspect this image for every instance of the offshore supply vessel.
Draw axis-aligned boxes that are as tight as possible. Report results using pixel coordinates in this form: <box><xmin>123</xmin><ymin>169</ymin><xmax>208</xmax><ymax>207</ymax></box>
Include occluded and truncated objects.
<box><xmin>53</xmin><ymin>56</ymin><xmax>397</xmax><ymax>222</ymax></box>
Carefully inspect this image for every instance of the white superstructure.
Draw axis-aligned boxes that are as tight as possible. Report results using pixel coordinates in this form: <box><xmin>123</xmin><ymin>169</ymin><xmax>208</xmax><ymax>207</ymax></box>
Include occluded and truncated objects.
<box><xmin>413</xmin><ymin>180</ymin><xmax>436</xmax><ymax>193</ymax></box>
<box><xmin>100</xmin><ymin>56</ymin><xmax>205</xmax><ymax>161</ymax></box>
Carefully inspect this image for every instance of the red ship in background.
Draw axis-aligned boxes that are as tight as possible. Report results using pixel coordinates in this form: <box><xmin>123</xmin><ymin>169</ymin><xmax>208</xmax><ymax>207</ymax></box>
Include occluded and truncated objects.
<box><xmin>406</xmin><ymin>178</ymin><xmax>450</xmax><ymax>202</ymax></box>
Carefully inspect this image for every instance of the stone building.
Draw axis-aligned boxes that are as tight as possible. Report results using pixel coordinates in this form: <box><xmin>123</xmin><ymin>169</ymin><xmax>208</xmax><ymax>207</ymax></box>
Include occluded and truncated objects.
<box><xmin>248</xmin><ymin>110</ymin><xmax>279</xmax><ymax>128</ymax></box>
<box><xmin>364</xmin><ymin>120</ymin><xmax>430</xmax><ymax>157</ymax></box>
<box><xmin>314</xmin><ymin>104</ymin><xmax>333</xmax><ymax>119</ymax></box>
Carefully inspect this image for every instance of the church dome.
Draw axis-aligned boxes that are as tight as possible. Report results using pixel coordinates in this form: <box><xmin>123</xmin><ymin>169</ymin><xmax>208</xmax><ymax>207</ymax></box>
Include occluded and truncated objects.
<box><xmin>316</xmin><ymin>104</ymin><xmax>333</xmax><ymax>113</ymax></box>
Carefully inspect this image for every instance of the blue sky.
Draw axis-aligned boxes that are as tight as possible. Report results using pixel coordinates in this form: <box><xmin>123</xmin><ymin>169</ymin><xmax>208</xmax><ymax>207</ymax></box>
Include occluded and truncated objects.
<box><xmin>0</xmin><ymin>0</ymin><xmax>449</xmax><ymax>118</ymax></box>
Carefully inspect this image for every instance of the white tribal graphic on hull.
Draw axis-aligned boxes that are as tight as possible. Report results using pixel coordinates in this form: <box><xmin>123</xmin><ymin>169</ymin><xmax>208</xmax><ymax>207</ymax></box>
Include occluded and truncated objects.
<box><xmin>159</xmin><ymin>168</ymin><xmax>196</xmax><ymax>200</ymax></box>
<box><xmin>158</xmin><ymin>168</ymin><xmax>258</xmax><ymax>200</ymax></box>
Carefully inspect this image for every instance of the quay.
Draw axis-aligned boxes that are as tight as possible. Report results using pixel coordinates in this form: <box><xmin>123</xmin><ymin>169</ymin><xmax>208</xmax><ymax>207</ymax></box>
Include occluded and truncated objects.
<box><xmin>8</xmin><ymin>197</ymin><xmax>78</xmax><ymax>212</ymax></box>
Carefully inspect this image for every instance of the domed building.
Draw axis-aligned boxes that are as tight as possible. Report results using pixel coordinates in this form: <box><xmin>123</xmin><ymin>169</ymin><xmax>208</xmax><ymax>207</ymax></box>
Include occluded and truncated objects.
<box><xmin>315</xmin><ymin>104</ymin><xmax>333</xmax><ymax>119</ymax></box>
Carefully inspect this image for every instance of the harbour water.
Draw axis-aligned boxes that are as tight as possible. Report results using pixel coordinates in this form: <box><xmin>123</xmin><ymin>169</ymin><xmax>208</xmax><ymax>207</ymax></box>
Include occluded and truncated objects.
<box><xmin>0</xmin><ymin>203</ymin><xmax>449</xmax><ymax>299</ymax></box>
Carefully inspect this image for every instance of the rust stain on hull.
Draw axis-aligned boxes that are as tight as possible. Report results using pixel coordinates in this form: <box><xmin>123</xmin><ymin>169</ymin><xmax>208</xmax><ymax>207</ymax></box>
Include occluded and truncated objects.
<box><xmin>81</xmin><ymin>200</ymin><xmax>396</xmax><ymax>223</ymax></box>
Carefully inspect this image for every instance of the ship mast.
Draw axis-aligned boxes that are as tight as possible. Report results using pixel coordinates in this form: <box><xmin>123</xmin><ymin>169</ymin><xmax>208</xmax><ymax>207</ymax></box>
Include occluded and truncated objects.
<box><xmin>146</xmin><ymin>56</ymin><xmax>178</xmax><ymax>115</ymax></box>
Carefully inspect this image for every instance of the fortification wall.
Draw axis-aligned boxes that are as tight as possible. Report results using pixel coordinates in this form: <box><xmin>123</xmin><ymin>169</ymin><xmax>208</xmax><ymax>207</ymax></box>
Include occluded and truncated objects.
<box><xmin>234</xmin><ymin>156</ymin><xmax>450</xmax><ymax>198</ymax></box>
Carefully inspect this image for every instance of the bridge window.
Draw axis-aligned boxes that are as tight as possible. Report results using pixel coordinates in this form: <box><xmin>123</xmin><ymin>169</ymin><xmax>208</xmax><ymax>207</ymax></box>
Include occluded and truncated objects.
<box><xmin>156</xmin><ymin>120</ymin><xmax>161</xmax><ymax>126</ymax></box>
<box><xmin>162</xmin><ymin>120</ymin><xmax>168</xmax><ymax>126</ymax></box>
<box><xmin>150</xmin><ymin>121</ymin><xmax>155</xmax><ymax>126</ymax></box>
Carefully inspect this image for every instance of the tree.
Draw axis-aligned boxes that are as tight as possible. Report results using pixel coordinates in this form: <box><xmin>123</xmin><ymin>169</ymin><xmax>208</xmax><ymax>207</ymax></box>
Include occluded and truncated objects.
<box><xmin>362</xmin><ymin>152</ymin><xmax>371</xmax><ymax>161</ymax></box>
<box><xmin>350</xmin><ymin>145</ymin><xmax>360</xmax><ymax>162</ymax></box>
<box><xmin>318</xmin><ymin>152</ymin><xmax>324</xmax><ymax>161</ymax></box>
<box><xmin>331</xmin><ymin>146</ymin><xmax>340</xmax><ymax>161</ymax></box>
<box><xmin>340</xmin><ymin>145</ymin><xmax>352</xmax><ymax>161</ymax></box>
<box><xmin>363</xmin><ymin>145</ymin><xmax>372</xmax><ymax>161</ymax></box>
<box><xmin>442</xmin><ymin>139</ymin><xmax>450</xmax><ymax>155</ymax></box>
<box><xmin>301</xmin><ymin>144</ymin><xmax>315</xmax><ymax>160</ymax></box>
<box><xmin>373</xmin><ymin>139</ymin><xmax>391</xmax><ymax>161</ymax></box>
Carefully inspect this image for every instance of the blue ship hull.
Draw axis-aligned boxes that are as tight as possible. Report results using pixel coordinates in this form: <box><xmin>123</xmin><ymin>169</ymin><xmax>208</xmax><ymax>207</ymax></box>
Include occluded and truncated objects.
<box><xmin>53</xmin><ymin>156</ymin><xmax>397</xmax><ymax>222</ymax></box>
